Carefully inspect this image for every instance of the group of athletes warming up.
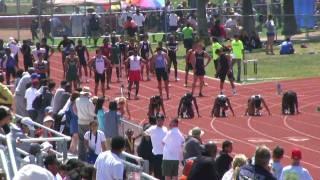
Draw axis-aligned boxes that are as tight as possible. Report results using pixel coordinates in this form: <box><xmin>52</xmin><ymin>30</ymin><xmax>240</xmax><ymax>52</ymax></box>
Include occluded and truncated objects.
<box><xmin>56</xmin><ymin>34</ymin><xmax>300</xmax><ymax>119</ymax></box>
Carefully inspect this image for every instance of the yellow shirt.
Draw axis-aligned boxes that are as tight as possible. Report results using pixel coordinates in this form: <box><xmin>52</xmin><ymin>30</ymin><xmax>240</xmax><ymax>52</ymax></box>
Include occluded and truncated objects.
<box><xmin>0</xmin><ymin>83</ymin><xmax>13</xmax><ymax>105</ymax></box>
<box><xmin>231</xmin><ymin>40</ymin><xmax>244</xmax><ymax>60</ymax></box>
<box><xmin>212</xmin><ymin>42</ymin><xmax>223</xmax><ymax>60</ymax></box>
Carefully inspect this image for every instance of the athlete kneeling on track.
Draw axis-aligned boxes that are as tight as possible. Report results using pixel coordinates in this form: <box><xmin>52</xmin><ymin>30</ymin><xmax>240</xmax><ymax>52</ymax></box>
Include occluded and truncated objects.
<box><xmin>177</xmin><ymin>93</ymin><xmax>200</xmax><ymax>119</ymax></box>
<box><xmin>147</xmin><ymin>95</ymin><xmax>166</xmax><ymax>118</ymax></box>
<box><xmin>245</xmin><ymin>95</ymin><xmax>271</xmax><ymax>116</ymax></box>
<box><xmin>211</xmin><ymin>94</ymin><xmax>234</xmax><ymax>117</ymax></box>
<box><xmin>282</xmin><ymin>90</ymin><xmax>299</xmax><ymax>115</ymax></box>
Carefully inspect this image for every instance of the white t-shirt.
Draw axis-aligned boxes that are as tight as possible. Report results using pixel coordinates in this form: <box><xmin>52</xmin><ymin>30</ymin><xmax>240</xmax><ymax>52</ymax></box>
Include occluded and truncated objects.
<box><xmin>94</xmin><ymin>150</ymin><xmax>124</xmax><ymax>180</ymax></box>
<box><xmin>162</xmin><ymin>127</ymin><xmax>185</xmax><ymax>160</ymax></box>
<box><xmin>84</xmin><ymin>130</ymin><xmax>106</xmax><ymax>155</ymax></box>
<box><xmin>24</xmin><ymin>87</ymin><xmax>39</xmax><ymax>111</ymax></box>
<box><xmin>222</xmin><ymin>168</ymin><xmax>234</xmax><ymax>180</ymax></box>
<box><xmin>280</xmin><ymin>165</ymin><xmax>313</xmax><ymax>180</ymax></box>
<box><xmin>95</xmin><ymin>56</ymin><xmax>105</xmax><ymax>74</ymax></box>
<box><xmin>169</xmin><ymin>13</ymin><xmax>179</xmax><ymax>27</ymax></box>
<box><xmin>132</xmin><ymin>13</ymin><xmax>145</xmax><ymax>27</ymax></box>
<box><xmin>145</xmin><ymin>125</ymin><xmax>168</xmax><ymax>155</ymax></box>
<box><xmin>32</xmin><ymin>48</ymin><xmax>46</xmax><ymax>61</ymax></box>
<box><xmin>129</xmin><ymin>55</ymin><xmax>141</xmax><ymax>71</ymax></box>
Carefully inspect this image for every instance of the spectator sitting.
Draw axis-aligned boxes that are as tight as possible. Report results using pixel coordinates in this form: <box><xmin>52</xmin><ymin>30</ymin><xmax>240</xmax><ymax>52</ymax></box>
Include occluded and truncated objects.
<box><xmin>280</xmin><ymin>37</ymin><xmax>295</xmax><ymax>55</ymax></box>
<box><xmin>35</xmin><ymin>112</ymin><xmax>54</xmax><ymax>138</ymax></box>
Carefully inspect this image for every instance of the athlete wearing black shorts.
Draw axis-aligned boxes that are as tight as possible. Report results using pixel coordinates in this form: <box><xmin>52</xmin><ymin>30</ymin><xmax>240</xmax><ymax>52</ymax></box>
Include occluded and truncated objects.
<box><xmin>282</xmin><ymin>91</ymin><xmax>299</xmax><ymax>115</ymax></box>
<box><xmin>212</xmin><ymin>94</ymin><xmax>234</xmax><ymax>117</ymax></box>
<box><xmin>246</xmin><ymin>95</ymin><xmax>271</xmax><ymax>116</ymax></box>
<box><xmin>166</xmin><ymin>35</ymin><xmax>179</xmax><ymax>81</ymax></box>
<box><xmin>177</xmin><ymin>93</ymin><xmax>200</xmax><ymax>119</ymax></box>
<box><xmin>139</xmin><ymin>35</ymin><xmax>152</xmax><ymax>80</ymax></box>
<box><xmin>75</xmin><ymin>40</ymin><xmax>89</xmax><ymax>82</ymax></box>
<box><xmin>216</xmin><ymin>48</ymin><xmax>236</xmax><ymax>95</ymax></box>
<box><xmin>147</xmin><ymin>95</ymin><xmax>166</xmax><ymax>118</ymax></box>
<box><xmin>57</xmin><ymin>35</ymin><xmax>75</xmax><ymax>77</ymax></box>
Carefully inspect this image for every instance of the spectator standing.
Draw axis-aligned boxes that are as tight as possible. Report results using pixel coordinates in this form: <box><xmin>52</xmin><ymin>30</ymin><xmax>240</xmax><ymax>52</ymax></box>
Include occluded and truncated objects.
<box><xmin>84</xmin><ymin>121</ymin><xmax>107</xmax><ymax>164</ymax></box>
<box><xmin>124</xmin><ymin>16</ymin><xmax>138</xmax><ymax>38</ymax></box>
<box><xmin>3</xmin><ymin>48</ymin><xmax>17</xmax><ymax>85</ymax></box>
<box><xmin>95</xmin><ymin>97</ymin><xmax>105</xmax><ymax>132</ymax></box>
<box><xmin>216</xmin><ymin>140</ymin><xmax>234</xmax><ymax>179</ymax></box>
<box><xmin>271</xmin><ymin>146</ymin><xmax>284</xmax><ymax>180</ymax></box>
<box><xmin>30</xmin><ymin>17</ymin><xmax>39</xmax><ymax>41</ymax></box>
<box><xmin>104</xmin><ymin>101</ymin><xmax>121</xmax><ymax>149</ymax></box>
<box><xmin>231</xmin><ymin>35</ymin><xmax>244</xmax><ymax>82</ymax></box>
<box><xmin>70</xmin><ymin>7</ymin><xmax>84</xmax><ymax>37</ymax></box>
<box><xmin>187</xmin><ymin>141</ymin><xmax>219</xmax><ymax>180</ymax></box>
<box><xmin>88</xmin><ymin>12</ymin><xmax>101</xmax><ymax>47</ymax></box>
<box><xmin>51</xmin><ymin>80</ymin><xmax>69</xmax><ymax>117</ymax></box>
<box><xmin>8</xmin><ymin>37</ymin><xmax>20</xmax><ymax>67</ymax></box>
<box><xmin>145</xmin><ymin>114</ymin><xmax>168</xmax><ymax>179</ymax></box>
<box><xmin>183</xmin><ymin>127</ymin><xmax>204</xmax><ymax>160</ymax></box>
<box><xmin>280</xmin><ymin>149</ymin><xmax>313</xmax><ymax>180</ymax></box>
<box><xmin>44</xmin><ymin>155</ymin><xmax>63</xmax><ymax>180</ymax></box>
<box><xmin>95</xmin><ymin>136</ymin><xmax>125</xmax><ymax>180</ymax></box>
<box><xmin>0</xmin><ymin>73</ymin><xmax>13</xmax><ymax>108</ymax></box>
<box><xmin>182</xmin><ymin>23</ymin><xmax>194</xmax><ymax>52</ymax></box>
<box><xmin>24</xmin><ymin>74</ymin><xmax>40</xmax><ymax>121</ymax></box>
<box><xmin>20</xmin><ymin>40</ymin><xmax>33</xmax><ymax>71</ymax></box>
<box><xmin>75</xmin><ymin>86</ymin><xmax>96</xmax><ymax>161</ymax></box>
<box><xmin>132</xmin><ymin>9</ymin><xmax>145</xmax><ymax>35</ymax></box>
<box><xmin>41</xmin><ymin>17</ymin><xmax>51</xmax><ymax>40</ymax></box>
<box><xmin>211</xmin><ymin>37</ymin><xmax>223</xmax><ymax>76</ymax></box>
<box><xmin>14</xmin><ymin>67</ymin><xmax>34</xmax><ymax>116</ymax></box>
<box><xmin>162</xmin><ymin>118</ymin><xmax>185</xmax><ymax>180</ymax></box>
<box><xmin>265</xmin><ymin>15</ymin><xmax>276</xmax><ymax>55</ymax></box>
<box><xmin>65</xmin><ymin>91</ymin><xmax>80</xmax><ymax>154</ymax></box>
<box><xmin>238</xmin><ymin>145</ymin><xmax>276</xmax><ymax>179</ymax></box>
<box><xmin>222</xmin><ymin>154</ymin><xmax>247</xmax><ymax>180</ymax></box>
<box><xmin>168</xmin><ymin>12</ymin><xmax>179</xmax><ymax>32</ymax></box>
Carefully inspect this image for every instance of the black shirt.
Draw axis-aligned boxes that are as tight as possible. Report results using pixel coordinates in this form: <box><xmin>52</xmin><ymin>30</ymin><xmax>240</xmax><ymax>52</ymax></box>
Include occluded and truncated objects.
<box><xmin>218</xmin><ymin>54</ymin><xmax>230</xmax><ymax>72</ymax></box>
<box><xmin>188</xmin><ymin>156</ymin><xmax>219</xmax><ymax>180</ymax></box>
<box><xmin>58</xmin><ymin>39</ymin><xmax>75</xmax><ymax>52</ymax></box>
<box><xmin>239</xmin><ymin>164</ymin><xmax>277</xmax><ymax>180</ymax></box>
<box><xmin>21</xmin><ymin>44</ymin><xmax>32</xmax><ymax>61</ymax></box>
<box><xmin>75</xmin><ymin>45</ymin><xmax>87</xmax><ymax>61</ymax></box>
<box><xmin>215</xmin><ymin>151</ymin><xmax>233</xmax><ymax>179</ymax></box>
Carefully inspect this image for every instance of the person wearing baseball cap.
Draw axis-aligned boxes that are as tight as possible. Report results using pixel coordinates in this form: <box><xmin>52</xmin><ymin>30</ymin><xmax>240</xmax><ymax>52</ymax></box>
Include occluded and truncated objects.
<box><xmin>280</xmin><ymin>149</ymin><xmax>313</xmax><ymax>180</ymax></box>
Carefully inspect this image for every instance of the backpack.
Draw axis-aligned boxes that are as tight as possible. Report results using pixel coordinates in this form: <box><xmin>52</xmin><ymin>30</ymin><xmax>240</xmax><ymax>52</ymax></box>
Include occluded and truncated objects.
<box><xmin>90</xmin><ymin>15</ymin><xmax>100</xmax><ymax>31</ymax></box>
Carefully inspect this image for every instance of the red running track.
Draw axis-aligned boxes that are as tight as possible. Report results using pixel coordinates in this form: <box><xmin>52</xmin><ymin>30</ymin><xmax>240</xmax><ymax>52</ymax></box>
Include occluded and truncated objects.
<box><xmin>35</xmin><ymin>53</ymin><xmax>320</xmax><ymax>177</ymax></box>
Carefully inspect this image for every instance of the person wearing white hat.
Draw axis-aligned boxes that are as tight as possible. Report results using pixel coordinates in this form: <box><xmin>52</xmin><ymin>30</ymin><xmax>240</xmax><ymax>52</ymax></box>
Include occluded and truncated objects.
<box><xmin>13</xmin><ymin>164</ymin><xmax>54</xmax><ymax>180</ymax></box>
<box><xmin>75</xmin><ymin>86</ymin><xmax>96</xmax><ymax>161</ymax></box>
<box><xmin>183</xmin><ymin>127</ymin><xmax>204</xmax><ymax>160</ymax></box>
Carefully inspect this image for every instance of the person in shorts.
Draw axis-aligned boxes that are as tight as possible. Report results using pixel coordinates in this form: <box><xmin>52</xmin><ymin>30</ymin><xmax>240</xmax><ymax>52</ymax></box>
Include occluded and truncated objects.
<box><xmin>182</xmin><ymin>23</ymin><xmax>194</xmax><ymax>53</ymax></box>
<box><xmin>189</xmin><ymin>41</ymin><xmax>211</xmax><ymax>97</ymax></box>
<box><xmin>147</xmin><ymin>95</ymin><xmax>166</xmax><ymax>118</ymax></box>
<box><xmin>75</xmin><ymin>39</ymin><xmax>90</xmax><ymax>83</ymax></box>
<box><xmin>216</xmin><ymin>48</ymin><xmax>236</xmax><ymax>95</ymax></box>
<box><xmin>139</xmin><ymin>34</ymin><xmax>153</xmax><ymax>81</ymax></box>
<box><xmin>124</xmin><ymin>49</ymin><xmax>147</xmax><ymax>100</ymax></box>
<box><xmin>177</xmin><ymin>92</ymin><xmax>200</xmax><ymax>119</ymax></box>
<box><xmin>64</xmin><ymin>49</ymin><xmax>80</xmax><ymax>91</ymax></box>
<box><xmin>282</xmin><ymin>90</ymin><xmax>299</xmax><ymax>115</ymax></box>
<box><xmin>245</xmin><ymin>95</ymin><xmax>271</xmax><ymax>116</ymax></box>
<box><xmin>211</xmin><ymin>94</ymin><xmax>235</xmax><ymax>117</ymax></box>
<box><xmin>162</xmin><ymin>118</ymin><xmax>185</xmax><ymax>179</ymax></box>
<box><xmin>184</xmin><ymin>45</ymin><xmax>195</xmax><ymax>87</ymax></box>
<box><xmin>166</xmin><ymin>34</ymin><xmax>179</xmax><ymax>81</ymax></box>
<box><xmin>109</xmin><ymin>36</ymin><xmax>121</xmax><ymax>83</ymax></box>
<box><xmin>150</xmin><ymin>47</ymin><xmax>170</xmax><ymax>99</ymax></box>
<box><xmin>88</xmin><ymin>49</ymin><xmax>111</xmax><ymax>97</ymax></box>
<box><xmin>58</xmin><ymin>35</ymin><xmax>75</xmax><ymax>78</ymax></box>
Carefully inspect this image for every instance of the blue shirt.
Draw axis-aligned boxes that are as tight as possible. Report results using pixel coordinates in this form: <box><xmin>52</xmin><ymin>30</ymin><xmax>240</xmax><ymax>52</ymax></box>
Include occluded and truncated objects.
<box><xmin>104</xmin><ymin>110</ymin><xmax>121</xmax><ymax>138</ymax></box>
<box><xmin>280</xmin><ymin>41</ymin><xmax>294</xmax><ymax>54</ymax></box>
<box><xmin>97</xmin><ymin>109</ymin><xmax>106</xmax><ymax>132</ymax></box>
<box><xmin>155</xmin><ymin>53</ymin><xmax>166</xmax><ymax>69</ymax></box>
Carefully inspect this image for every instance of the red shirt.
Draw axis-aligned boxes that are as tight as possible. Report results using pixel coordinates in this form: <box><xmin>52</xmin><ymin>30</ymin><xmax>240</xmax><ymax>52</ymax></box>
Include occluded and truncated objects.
<box><xmin>100</xmin><ymin>45</ymin><xmax>111</xmax><ymax>58</ymax></box>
